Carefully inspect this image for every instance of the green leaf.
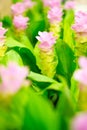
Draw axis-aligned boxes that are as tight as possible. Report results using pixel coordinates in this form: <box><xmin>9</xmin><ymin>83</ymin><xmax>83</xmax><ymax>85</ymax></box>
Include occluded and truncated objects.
<box><xmin>29</xmin><ymin>71</ymin><xmax>55</xmax><ymax>83</ymax></box>
<box><xmin>55</xmin><ymin>39</ymin><xmax>76</xmax><ymax>86</ymax></box>
<box><xmin>28</xmin><ymin>72</ymin><xmax>63</xmax><ymax>92</ymax></box>
<box><xmin>27</xmin><ymin>19</ymin><xmax>46</xmax><ymax>45</ymax></box>
<box><xmin>22</xmin><ymin>89</ymin><xmax>58</xmax><ymax>130</ymax></box>
<box><xmin>0</xmin><ymin>50</ymin><xmax>23</xmax><ymax>65</ymax></box>
<box><xmin>14</xmin><ymin>47</ymin><xmax>40</xmax><ymax>73</ymax></box>
<box><xmin>19</xmin><ymin>34</ymin><xmax>33</xmax><ymax>52</ymax></box>
<box><xmin>6</xmin><ymin>37</ymin><xmax>26</xmax><ymax>48</ymax></box>
<box><xmin>5</xmin><ymin>37</ymin><xmax>40</xmax><ymax>73</ymax></box>
<box><xmin>6</xmin><ymin>36</ymin><xmax>33</xmax><ymax>52</ymax></box>
<box><xmin>63</xmin><ymin>10</ymin><xmax>75</xmax><ymax>50</ymax></box>
<box><xmin>57</xmin><ymin>86</ymin><xmax>75</xmax><ymax>119</ymax></box>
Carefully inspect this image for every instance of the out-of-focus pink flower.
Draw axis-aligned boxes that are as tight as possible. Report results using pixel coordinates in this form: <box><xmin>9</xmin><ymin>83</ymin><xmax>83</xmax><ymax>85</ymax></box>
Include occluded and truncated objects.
<box><xmin>65</xmin><ymin>1</ymin><xmax>75</xmax><ymax>10</ymax></box>
<box><xmin>0</xmin><ymin>22</ymin><xmax>7</xmax><ymax>46</ymax></box>
<box><xmin>13</xmin><ymin>15</ymin><xmax>29</xmax><ymax>30</ymax></box>
<box><xmin>48</xmin><ymin>7</ymin><xmax>62</xmax><ymax>23</ymax></box>
<box><xmin>23</xmin><ymin>0</ymin><xmax>35</xmax><ymax>9</ymax></box>
<box><xmin>73</xmin><ymin>57</ymin><xmax>87</xmax><ymax>86</ymax></box>
<box><xmin>42</xmin><ymin>0</ymin><xmax>61</xmax><ymax>8</ymax></box>
<box><xmin>0</xmin><ymin>62</ymin><xmax>29</xmax><ymax>95</ymax></box>
<box><xmin>71</xmin><ymin>113</ymin><xmax>87</xmax><ymax>130</ymax></box>
<box><xmin>36</xmin><ymin>31</ymin><xmax>56</xmax><ymax>51</ymax></box>
<box><xmin>72</xmin><ymin>11</ymin><xmax>87</xmax><ymax>33</ymax></box>
<box><xmin>11</xmin><ymin>2</ymin><xmax>26</xmax><ymax>15</ymax></box>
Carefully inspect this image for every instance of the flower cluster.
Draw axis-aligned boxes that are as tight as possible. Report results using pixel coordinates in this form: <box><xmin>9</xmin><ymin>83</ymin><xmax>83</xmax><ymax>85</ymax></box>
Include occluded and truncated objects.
<box><xmin>72</xmin><ymin>11</ymin><xmax>87</xmax><ymax>33</ymax></box>
<box><xmin>36</xmin><ymin>31</ymin><xmax>56</xmax><ymax>51</ymax></box>
<box><xmin>13</xmin><ymin>15</ymin><xmax>29</xmax><ymax>31</ymax></box>
<box><xmin>71</xmin><ymin>113</ymin><xmax>87</xmax><ymax>130</ymax></box>
<box><xmin>11</xmin><ymin>0</ymin><xmax>35</xmax><ymax>31</ymax></box>
<box><xmin>42</xmin><ymin>0</ymin><xmax>61</xmax><ymax>8</ymax></box>
<box><xmin>65</xmin><ymin>1</ymin><xmax>75</xmax><ymax>10</ymax></box>
<box><xmin>0</xmin><ymin>62</ymin><xmax>29</xmax><ymax>95</ymax></box>
<box><xmin>11</xmin><ymin>0</ymin><xmax>35</xmax><ymax>16</ymax></box>
<box><xmin>48</xmin><ymin>7</ymin><xmax>62</xmax><ymax>24</ymax></box>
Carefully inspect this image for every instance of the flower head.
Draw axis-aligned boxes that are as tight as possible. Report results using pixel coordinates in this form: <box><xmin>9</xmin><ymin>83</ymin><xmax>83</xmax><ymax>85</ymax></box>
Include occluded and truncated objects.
<box><xmin>72</xmin><ymin>11</ymin><xmax>87</xmax><ymax>33</ymax></box>
<box><xmin>48</xmin><ymin>7</ymin><xmax>62</xmax><ymax>24</ymax></box>
<box><xmin>73</xmin><ymin>57</ymin><xmax>87</xmax><ymax>86</ymax></box>
<box><xmin>11</xmin><ymin>2</ymin><xmax>26</xmax><ymax>15</ymax></box>
<box><xmin>65</xmin><ymin>1</ymin><xmax>75</xmax><ymax>10</ymax></box>
<box><xmin>0</xmin><ymin>22</ymin><xmax>7</xmax><ymax>46</ymax></box>
<box><xmin>36</xmin><ymin>31</ymin><xmax>56</xmax><ymax>51</ymax></box>
<box><xmin>42</xmin><ymin>0</ymin><xmax>61</xmax><ymax>8</ymax></box>
<box><xmin>13</xmin><ymin>15</ymin><xmax>29</xmax><ymax>30</ymax></box>
<box><xmin>0</xmin><ymin>62</ymin><xmax>29</xmax><ymax>95</ymax></box>
<box><xmin>71</xmin><ymin>113</ymin><xmax>87</xmax><ymax>130</ymax></box>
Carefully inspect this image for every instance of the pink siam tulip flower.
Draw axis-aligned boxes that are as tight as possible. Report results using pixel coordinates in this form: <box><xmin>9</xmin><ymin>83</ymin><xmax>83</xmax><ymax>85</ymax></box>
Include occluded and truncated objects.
<box><xmin>11</xmin><ymin>2</ymin><xmax>26</xmax><ymax>16</ymax></box>
<box><xmin>0</xmin><ymin>22</ymin><xmax>7</xmax><ymax>46</ymax></box>
<box><xmin>0</xmin><ymin>62</ymin><xmax>29</xmax><ymax>95</ymax></box>
<box><xmin>42</xmin><ymin>0</ymin><xmax>61</xmax><ymax>8</ymax></box>
<box><xmin>72</xmin><ymin>11</ymin><xmax>87</xmax><ymax>33</ymax></box>
<box><xmin>48</xmin><ymin>7</ymin><xmax>62</xmax><ymax>24</ymax></box>
<box><xmin>71</xmin><ymin>113</ymin><xmax>87</xmax><ymax>130</ymax></box>
<box><xmin>23</xmin><ymin>0</ymin><xmax>35</xmax><ymax>9</ymax></box>
<box><xmin>65</xmin><ymin>1</ymin><xmax>75</xmax><ymax>10</ymax></box>
<box><xmin>36</xmin><ymin>31</ymin><xmax>56</xmax><ymax>51</ymax></box>
<box><xmin>73</xmin><ymin>57</ymin><xmax>87</xmax><ymax>86</ymax></box>
<box><xmin>13</xmin><ymin>15</ymin><xmax>29</xmax><ymax>30</ymax></box>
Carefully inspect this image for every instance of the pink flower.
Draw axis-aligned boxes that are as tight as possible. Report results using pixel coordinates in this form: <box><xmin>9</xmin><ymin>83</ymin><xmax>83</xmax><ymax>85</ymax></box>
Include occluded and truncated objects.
<box><xmin>65</xmin><ymin>1</ymin><xmax>75</xmax><ymax>10</ymax></box>
<box><xmin>36</xmin><ymin>31</ymin><xmax>56</xmax><ymax>51</ymax></box>
<box><xmin>13</xmin><ymin>15</ymin><xmax>29</xmax><ymax>30</ymax></box>
<box><xmin>71</xmin><ymin>113</ymin><xmax>87</xmax><ymax>130</ymax></box>
<box><xmin>48</xmin><ymin>7</ymin><xmax>62</xmax><ymax>23</ymax></box>
<box><xmin>72</xmin><ymin>11</ymin><xmax>87</xmax><ymax>33</ymax></box>
<box><xmin>42</xmin><ymin>0</ymin><xmax>61</xmax><ymax>8</ymax></box>
<box><xmin>23</xmin><ymin>0</ymin><xmax>35</xmax><ymax>9</ymax></box>
<box><xmin>11</xmin><ymin>2</ymin><xmax>26</xmax><ymax>15</ymax></box>
<box><xmin>0</xmin><ymin>22</ymin><xmax>7</xmax><ymax>46</ymax></box>
<box><xmin>73</xmin><ymin>57</ymin><xmax>87</xmax><ymax>86</ymax></box>
<box><xmin>0</xmin><ymin>62</ymin><xmax>29</xmax><ymax>95</ymax></box>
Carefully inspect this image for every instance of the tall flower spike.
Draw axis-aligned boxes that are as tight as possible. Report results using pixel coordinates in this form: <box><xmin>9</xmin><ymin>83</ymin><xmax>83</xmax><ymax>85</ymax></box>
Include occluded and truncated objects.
<box><xmin>11</xmin><ymin>2</ymin><xmax>26</xmax><ymax>16</ymax></box>
<box><xmin>0</xmin><ymin>62</ymin><xmax>29</xmax><ymax>95</ymax></box>
<box><xmin>72</xmin><ymin>11</ymin><xmax>87</xmax><ymax>57</ymax></box>
<box><xmin>13</xmin><ymin>15</ymin><xmax>29</xmax><ymax>31</ymax></box>
<box><xmin>71</xmin><ymin>113</ymin><xmax>87</xmax><ymax>130</ymax></box>
<box><xmin>36</xmin><ymin>31</ymin><xmax>58</xmax><ymax>78</ymax></box>
<box><xmin>48</xmin><ymin>7</ymin><xmax>62</xmax><ymax>38</ymax></box>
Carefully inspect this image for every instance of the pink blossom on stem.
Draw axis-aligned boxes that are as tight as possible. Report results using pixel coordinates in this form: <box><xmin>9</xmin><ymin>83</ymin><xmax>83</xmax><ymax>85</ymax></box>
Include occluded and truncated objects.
<box><xmin>73</xmin><ymin>57</ymin><xmax>87</xmax><ymax>86</ymax></box>
<box><xmin>72</xmin><ymin>11</ymin><xmax>87</xmax><ymax>33</ymax></box>
<box><xmin>48</xmin><ymin>7</ymin><xmax>62</xmax><ymax>24</ymax></box>
<box><xmin>36</xmin><ymin>31</ymin><xmax>56</xmax><ymax>51</ymax></box>
<box><xmin>65</xmin><ymin>1</ymin><xmax>75</xmax><ymax>10</ymax></box>
<box><xmin>11</xmin><ymin>2</ymin><xmax>26</xmax><ymax>15</ymax></box>
<box><xmin>71</xmin><ymin>113</ymin><xmax>87</xmax><ymax>130</ymax></box>
<box><xmin>23</xmin><ymin>0</ymin><xmax>35</xmax><ymax>9</ymax></box>
<box><xmin>0</xmin><ymin>22</ymin><xmax>7</xmax><ymax>46</ymax></box>
<box><xmin>13</xmin><ymin>15</ymin><xmax>29</xmax><ymax>30</ymax></box>
<box><xmin>0</xmin><ymin>62</ymin><xmax>29</xmax><ymax>95</ymax></box>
